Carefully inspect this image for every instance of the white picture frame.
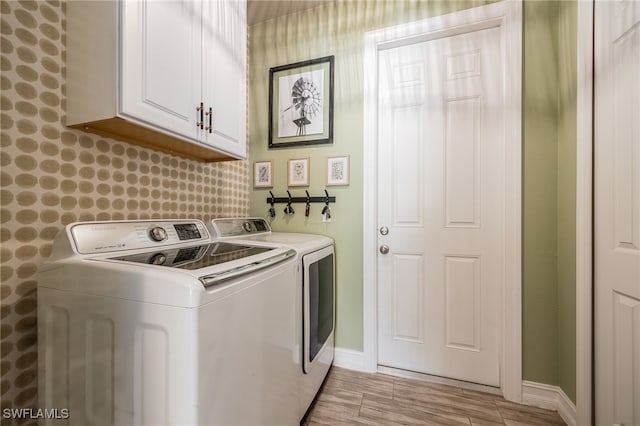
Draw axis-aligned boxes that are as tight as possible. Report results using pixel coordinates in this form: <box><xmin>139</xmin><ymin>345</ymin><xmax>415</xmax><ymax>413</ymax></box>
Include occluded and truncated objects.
<box><xmin>253</xmin><ymin>160</ymin><xmax>273</xmax><ymax>188</ymax></box>
<box><xmin>327</xmin><ymin>155</ymin><xmax>350</xmax><ymax>186</ymax></box>
<box><xmin>287</xmin><ymin>157</ymin><xmax>310</xmax><ymax>187</ymax></box>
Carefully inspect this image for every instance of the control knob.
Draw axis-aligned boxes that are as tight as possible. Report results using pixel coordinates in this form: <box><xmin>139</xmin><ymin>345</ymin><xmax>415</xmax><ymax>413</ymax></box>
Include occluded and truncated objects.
<box><xmin>242</xmin><ymin>222</ymin><xmax>253</xmax><ymax>233</ymax></box>
<box><xmin>149</xmin><ymin>253</ymin><xmax>167</xmax><ymax>265</ymax></box>
<box><xmin>149</xmin><ymin>226</ymin><xmax>168</xmax><ymax>242</ymax></box>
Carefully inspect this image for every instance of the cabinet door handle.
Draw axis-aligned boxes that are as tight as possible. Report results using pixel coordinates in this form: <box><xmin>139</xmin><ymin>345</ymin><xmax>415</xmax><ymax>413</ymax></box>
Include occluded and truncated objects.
<box><xmin>205</xmin><ymin>107</ymin><xmax>213</xmax><ymax>133</ymax></box>
<box><xmin>196</xmin><ymin>102</ymin><xmax>204</xmax><ymax>129</ymax></box>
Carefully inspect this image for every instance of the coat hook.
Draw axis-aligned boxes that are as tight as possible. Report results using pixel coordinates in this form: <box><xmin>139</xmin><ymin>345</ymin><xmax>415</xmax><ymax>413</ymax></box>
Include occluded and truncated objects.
<box><xmin>284</xmin><ymin>190</ymin><xmax>295</xmax><ymax>215</ymax></box>
<box><xmin>305</xmin><ymin>190</ymin><xmax>311</xmax><ymax>217</ymax></box>
<box><xmin>268</xmin><ymin>191</ymin><xmax>276</xmax><ymax>218</ymax></box>
<box><xmin>322</xmin><ymin>189</ymin><xmax>331</xmax><ymax>220</ymax></box>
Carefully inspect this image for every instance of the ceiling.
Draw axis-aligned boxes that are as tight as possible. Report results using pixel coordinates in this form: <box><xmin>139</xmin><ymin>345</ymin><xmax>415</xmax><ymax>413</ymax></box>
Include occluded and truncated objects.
<box><xmin>247</xmin><ymin>0</ymin><xmax>334</xmax><ymax>25</ymax></box>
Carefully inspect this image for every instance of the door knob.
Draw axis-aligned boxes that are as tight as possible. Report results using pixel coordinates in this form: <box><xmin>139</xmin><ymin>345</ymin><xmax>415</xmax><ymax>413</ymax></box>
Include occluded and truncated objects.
<box><xmin>379</xmin><ymin>245</ymin><xmax>390</xmax><ymax>254</ymax></box>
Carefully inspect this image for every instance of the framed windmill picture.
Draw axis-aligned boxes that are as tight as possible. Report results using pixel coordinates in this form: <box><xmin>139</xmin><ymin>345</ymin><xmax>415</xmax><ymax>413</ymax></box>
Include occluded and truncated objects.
<box><xmin>269</xmin><ymin>56</ymin><xmax>334</xmax><ymax>148</ymax></box>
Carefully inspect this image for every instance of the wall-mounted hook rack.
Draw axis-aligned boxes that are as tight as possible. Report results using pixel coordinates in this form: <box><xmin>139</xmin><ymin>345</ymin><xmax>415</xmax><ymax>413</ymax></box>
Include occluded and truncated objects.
<box><xmin>265</xmin><ymin>190</ymin><xmax>336</xmax><ymax>205</ymax></box>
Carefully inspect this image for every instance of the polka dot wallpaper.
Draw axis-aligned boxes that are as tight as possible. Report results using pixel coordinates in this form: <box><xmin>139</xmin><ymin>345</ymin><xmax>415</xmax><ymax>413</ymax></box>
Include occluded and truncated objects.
<box><xmin>0</xmin><ymin>1</ymin><xmax>249</xmax><ymax>421</ymax></box>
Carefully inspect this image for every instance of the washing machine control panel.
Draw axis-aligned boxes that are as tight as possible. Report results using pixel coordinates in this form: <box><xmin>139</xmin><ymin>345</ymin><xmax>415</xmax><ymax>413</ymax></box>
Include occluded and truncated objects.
<box><xmin>69</xmin><ymin>220</ymin><xmax>210</xmax><ymax>255</ymax></box>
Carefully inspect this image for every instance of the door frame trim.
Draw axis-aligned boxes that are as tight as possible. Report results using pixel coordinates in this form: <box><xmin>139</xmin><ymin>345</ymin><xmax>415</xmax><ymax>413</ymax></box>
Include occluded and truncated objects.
<box><xmin>362</xmin><ymin>0</ymin><xmax>523</xmax><ymax>402</ymax></box>
<box><xmin>575</xmin><ymin>1</ymin><xmax>593</xmax><ymax>424</ymax></box>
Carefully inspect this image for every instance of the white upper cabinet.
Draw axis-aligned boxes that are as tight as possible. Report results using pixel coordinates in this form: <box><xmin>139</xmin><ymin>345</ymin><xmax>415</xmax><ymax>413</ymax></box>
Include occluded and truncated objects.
<box><xmin>202</xmin><ymin>0</ymin><xmax>247</xmax><ymax>158</ymax></box>
<box><xmin>120</xmin><ymin>0</ymin><xmax>202</xmax><ymax>141</ymax></box>
<box><xmin>66</xmin><ymin>0</ymin><xmax>247</xmax><ymax>162</ymax></box>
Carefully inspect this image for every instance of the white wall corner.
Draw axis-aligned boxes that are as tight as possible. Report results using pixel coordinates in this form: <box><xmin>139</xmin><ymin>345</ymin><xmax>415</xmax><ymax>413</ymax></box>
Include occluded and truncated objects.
<box><xmin>575</xmin><ymin>1</ymin><xmax>594</xmax><ymax>426</ymax></box>
<box><xmin>333</xmin><ymin>348</ymin><xmax>368</xmax><ymax>372</ymax></box>
<box><xmin>522</xmin><ymin>381</ymin><xmax>577</xmax><ymax>426</ymax></box>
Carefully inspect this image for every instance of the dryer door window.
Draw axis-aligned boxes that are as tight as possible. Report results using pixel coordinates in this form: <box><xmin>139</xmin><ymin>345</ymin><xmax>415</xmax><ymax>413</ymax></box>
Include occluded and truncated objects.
<box><xmin>303</xmin><ymin>245</ymin><xmax>335</xmax><ymax>373</ymax></box>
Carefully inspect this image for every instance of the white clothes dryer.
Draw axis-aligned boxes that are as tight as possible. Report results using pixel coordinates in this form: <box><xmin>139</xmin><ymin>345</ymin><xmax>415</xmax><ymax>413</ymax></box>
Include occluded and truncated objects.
<box><xmin>208</xmin><ymin>218</ymin><xmax>335</xmax><ymax>420</ymax></box>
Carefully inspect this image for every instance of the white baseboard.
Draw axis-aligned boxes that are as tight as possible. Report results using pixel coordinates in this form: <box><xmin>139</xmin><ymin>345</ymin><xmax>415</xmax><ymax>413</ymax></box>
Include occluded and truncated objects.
<box><xmin>522</xmin><ymin>381</ymin><xmax>577</xmax><ymax>426</ymax></box>
<box><xmin>333</xmin><ymin>348</ymin><xmax>368</xmax><ymax>372</ymax></box>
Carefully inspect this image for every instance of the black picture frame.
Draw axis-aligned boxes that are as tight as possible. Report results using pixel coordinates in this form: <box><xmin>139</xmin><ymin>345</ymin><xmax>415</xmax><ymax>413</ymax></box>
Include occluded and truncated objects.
<box><xmin>268</xmin><ymin>56</ymin><xmax>334</xmax><ymax>149</ymax></box>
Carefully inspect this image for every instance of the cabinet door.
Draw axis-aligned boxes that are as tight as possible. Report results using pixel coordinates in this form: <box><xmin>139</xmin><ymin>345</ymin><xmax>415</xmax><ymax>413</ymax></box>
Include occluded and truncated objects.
<box><xmin>202</xmin><ymin>0</ymin><xmax>247</xmax><ymax>159</ymax></box>
<box><xmin>120</xmin><ymin>0</ymin><xmax>202</xmax><ymax>141</ymax></box>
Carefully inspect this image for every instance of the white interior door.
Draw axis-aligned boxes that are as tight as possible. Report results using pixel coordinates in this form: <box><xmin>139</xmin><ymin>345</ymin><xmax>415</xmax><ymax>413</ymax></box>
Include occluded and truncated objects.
<box><xmin>377</xmin><ymin>27</ymin><xmax>504</xmax><ymax>387</ymax></box>
<box><xmin>594</xmin><ymin>1</ymin><xmax>640</xmax><ymax>425</ymax></box>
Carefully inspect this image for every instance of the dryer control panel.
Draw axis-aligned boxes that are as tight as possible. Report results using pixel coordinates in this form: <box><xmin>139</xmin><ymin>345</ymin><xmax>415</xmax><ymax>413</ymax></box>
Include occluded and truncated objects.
<box><xmin>208</xmin><ymin>218</ymin><xmax>271</xmax><ymax>239</ymax></box>
<box><xmin>68</xmin><ymin>220</ymin><xmax>210</xmax><ymax>255</ymax></box>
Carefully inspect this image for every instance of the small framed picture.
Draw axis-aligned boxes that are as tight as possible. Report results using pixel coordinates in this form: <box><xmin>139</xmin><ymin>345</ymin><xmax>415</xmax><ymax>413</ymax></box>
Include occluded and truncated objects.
<box><xmin>288</xmin><ymin>157</ymin><xmax>310</xmax><ymax>187</ymax></box>
<box><xmin>253</xmin><ymin>160</ymin><xmax>273</xmax><ymax>188</ymax></box>
<box><xmin>327</xmin><ymin>155</ymin><xmax>350</xmax><ymax>186</ymax></box>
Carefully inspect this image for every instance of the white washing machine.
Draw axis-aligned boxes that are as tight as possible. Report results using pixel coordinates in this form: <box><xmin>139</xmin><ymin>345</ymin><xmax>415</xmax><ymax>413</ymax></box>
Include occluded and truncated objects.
<box><xmin>208</xmin><ymin>218</ymin><xmax>335</xmax><ymax>420</ymax></box>
<box><xmin>37</xmin><ymin>219</ymin><xmax>300</xmax><ymax>426</ymax></box>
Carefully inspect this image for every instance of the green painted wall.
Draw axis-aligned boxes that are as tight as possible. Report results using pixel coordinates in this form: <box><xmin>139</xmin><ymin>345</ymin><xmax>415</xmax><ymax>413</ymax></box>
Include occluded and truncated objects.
<box><xmin>248</xmin><ymin>0</ymin><xmax>577</xmax><ymax>400</ymax></box>
<box><xmin>522</xmin><ymin>0</ymin><xmax>577</xmax><ymax>403</ymax></box>
<box><xmin>556</xmin><ymin>0</ymin><xmax>578</xmax><ymax>403</ymax></box>
<box><xmin>248</xmin><ymin>0</ymin><xmax>493</xmax><ymax>351</ymax></box>
<box><xmin>522</xmin><ymin>0</ymin><xmax>559</xmax><ymax>388</ymax></box>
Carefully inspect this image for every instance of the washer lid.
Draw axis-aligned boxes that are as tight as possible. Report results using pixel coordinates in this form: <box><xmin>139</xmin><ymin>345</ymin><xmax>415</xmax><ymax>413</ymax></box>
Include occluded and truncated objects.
<box><xmin>108</xmin><ymin>242</ymin><xmax>275</xmax><ymax>269</ymax></box>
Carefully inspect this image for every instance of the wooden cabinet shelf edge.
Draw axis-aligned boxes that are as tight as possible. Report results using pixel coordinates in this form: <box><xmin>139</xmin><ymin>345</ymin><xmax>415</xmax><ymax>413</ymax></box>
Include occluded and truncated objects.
<box><xmin>65</xmin><ymin>0</ymin><xmax>247</xmax><ymax>163</ymax></box>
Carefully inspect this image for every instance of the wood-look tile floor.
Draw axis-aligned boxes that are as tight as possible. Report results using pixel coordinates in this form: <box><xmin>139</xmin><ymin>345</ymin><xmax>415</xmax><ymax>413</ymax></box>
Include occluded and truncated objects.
<box><xmin>302</xmin><ymin>367</ymin><xmax>566</xmax><ymax>426</ymax></box>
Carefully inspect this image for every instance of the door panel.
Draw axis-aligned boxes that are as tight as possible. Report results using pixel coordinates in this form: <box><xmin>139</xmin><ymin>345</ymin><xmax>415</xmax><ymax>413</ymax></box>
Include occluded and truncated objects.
<box><xmin>392</xmin><ymin>254</ymin><xmax>424</xmax><ymax>343</ymax></box>
<box><xmin>445</xmin><ymin>96</ymin><xmax>481</xmax><ymax>227</ymax></box>
<box><xmin>445</xmin><ymin>255</ymin><xmax>481</xmax><ymax>351</ymax></box>
<box><xmin>594</xmin><ymin>1</ymin><xmax>640</xmax><ymax>424</ymax></box>
<box><xmin>120</xmin><ymin>0</ymin><xmax>201</xmax><ymax>140</ymax></box>
<box><xmin>377</xmin><ymin>27</ymin><xmax>503</xmax><ymax>387</ymax></box>
<box><xmin>612</xmin><ymin>293</ymin><xmax>640</xmax><ymax>424</ymax></box>
<box><xmin>392</xmin><ymin>105</ymin><xmax>424</xmax><ymax>225</ymax></box>
<box><xmin>202</xmin><ymin>0</ymin><xmax>247</xmax><ymax>158</ymax></box>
